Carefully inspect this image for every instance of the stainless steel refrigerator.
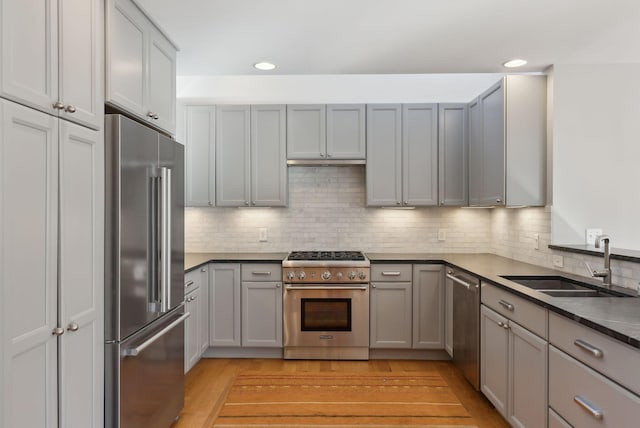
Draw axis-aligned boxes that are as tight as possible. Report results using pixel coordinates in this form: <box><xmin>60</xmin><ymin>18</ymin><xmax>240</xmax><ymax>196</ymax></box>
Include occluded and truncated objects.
<box><xmin>104</xmin><ymin>114</ymin><xmax>187</xmax><ymax>428</ymax></box>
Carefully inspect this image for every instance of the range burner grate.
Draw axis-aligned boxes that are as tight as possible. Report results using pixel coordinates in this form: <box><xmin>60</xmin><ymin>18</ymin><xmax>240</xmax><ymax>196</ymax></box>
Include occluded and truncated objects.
<box><xmin>288</xmin><ymin>251</ymin><xmax>365</xmax><ymax>261</ymax></box>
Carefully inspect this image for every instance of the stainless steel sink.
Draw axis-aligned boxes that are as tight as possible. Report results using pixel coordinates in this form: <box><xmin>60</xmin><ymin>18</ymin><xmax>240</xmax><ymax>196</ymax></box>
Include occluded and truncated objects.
<box><xmin>500</xmin><ymin>276</ymin><xmax>632</xmax><ymax>298</ymax></box>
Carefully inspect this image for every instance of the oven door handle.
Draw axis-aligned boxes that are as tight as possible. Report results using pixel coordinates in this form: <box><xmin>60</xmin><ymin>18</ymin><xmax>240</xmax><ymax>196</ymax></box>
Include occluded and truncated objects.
<box><xmin>285</xmin><ymin>285</ymin><xmax>368</xmax><ymax>291</ymax></box>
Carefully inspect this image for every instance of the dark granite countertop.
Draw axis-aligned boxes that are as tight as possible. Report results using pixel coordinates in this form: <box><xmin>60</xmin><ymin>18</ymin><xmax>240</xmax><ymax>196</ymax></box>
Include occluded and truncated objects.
<box><xmin>185</xmin><ymin>252</ymin><xmax>288</xmax><ymax>272</ymax></box>
<box><xmin>367</xmin><ymin>252</ymin><xmax>640</xmax><ymax>350</ymax></box>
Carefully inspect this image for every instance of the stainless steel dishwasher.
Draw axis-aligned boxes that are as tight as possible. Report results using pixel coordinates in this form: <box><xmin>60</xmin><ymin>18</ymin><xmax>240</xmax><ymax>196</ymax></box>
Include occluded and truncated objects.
<box><xmin>446</xmin><ymin>267</ymin><xmax>480</xmax><ymax>390</ymax></box>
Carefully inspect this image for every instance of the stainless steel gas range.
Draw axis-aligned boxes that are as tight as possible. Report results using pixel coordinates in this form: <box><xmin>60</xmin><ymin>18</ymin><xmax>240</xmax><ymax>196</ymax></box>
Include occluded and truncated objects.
<box><xmin>282</xmin><ymin>251</ymin><xmax>370</xmax><ymax>360</ymax></box>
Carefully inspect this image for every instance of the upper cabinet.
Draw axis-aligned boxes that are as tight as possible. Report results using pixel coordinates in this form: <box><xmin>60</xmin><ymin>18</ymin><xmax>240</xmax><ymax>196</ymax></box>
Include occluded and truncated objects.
<box><xmin>438</xmin><ymin>104</ymin><xmax>468</xmax><ymax>206</ymax></box>
<box><xmin>185</xmin><ymin>105</ymin><xmax>216</xmax><ymax>207</ymax></box>
<box><xmin>106</xmin><ymin>0</ymin><xmax>177</xmax><ymax>135</ymax></box>
<box><xmin>468</xmin><ymin>75</ymin><xmax>547</xmax><ymax>207</ymax></box>
<box><xmin>366</xmin><ymin>104</ymin><xmax>438</xmax><ymax>207</ymax></box>
<box><xmin>287</xmin><ymin>104</ymin><xmax>366</xmax><ymax>160</ymax></box>
<box><xmin>0</xmin><ymin>0</ymin><xmax>104</xmax><ymax>130</ymax></box>
<box><xmin>216</xmin><ymin>105</ymin><xmax>287</xmax><ymax>207</ymax></box>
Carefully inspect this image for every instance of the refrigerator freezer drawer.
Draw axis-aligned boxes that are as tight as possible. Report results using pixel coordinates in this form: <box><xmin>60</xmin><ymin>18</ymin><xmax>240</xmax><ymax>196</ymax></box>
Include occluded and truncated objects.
<box><xmin>106</xmin><ymin>309</ymin><xmax>187</xmax><ymax>428</ymax></box>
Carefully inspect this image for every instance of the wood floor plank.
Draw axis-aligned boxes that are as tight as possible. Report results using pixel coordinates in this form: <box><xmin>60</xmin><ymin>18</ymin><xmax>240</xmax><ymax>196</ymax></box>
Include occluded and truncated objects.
<box><xmin>171</xmin><ymin>358</ymin><xmax>508</xmax><ymax>428</ymax></box>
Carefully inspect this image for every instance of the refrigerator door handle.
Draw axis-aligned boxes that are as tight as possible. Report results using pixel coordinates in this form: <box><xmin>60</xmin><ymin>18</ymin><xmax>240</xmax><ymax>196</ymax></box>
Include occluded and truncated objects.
<box><xmin>159</xmin><ymin>166</ymin><xmax>172</xmax><ymax>313</ymax></box>
<box><xmin>123</xmin><ymin>312</ymin><xmax>190</xmax><ymax>357</ymax></box>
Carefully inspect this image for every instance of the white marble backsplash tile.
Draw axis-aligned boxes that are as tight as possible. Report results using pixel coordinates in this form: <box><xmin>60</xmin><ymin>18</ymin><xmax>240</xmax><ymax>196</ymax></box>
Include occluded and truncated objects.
<box><xmin>185</xmin><ymin>166</ymin><xmax>639</xmax><ymax>292</ymax></box>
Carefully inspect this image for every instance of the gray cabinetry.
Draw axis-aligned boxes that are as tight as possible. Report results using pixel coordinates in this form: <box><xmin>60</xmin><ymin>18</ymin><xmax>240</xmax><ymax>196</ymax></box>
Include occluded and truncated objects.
<box><xmin>287</xmin><ymin>104</ymin><xmax>365</xmax><ymax>160</ymax></box>
<box><xmin>481</xmin><ymin>302</ymin><xmax>548</xmax><ymax>428</ymax></box>
<box><xmin>370</xmin><ymin>282</ymin><xmax>413</xmax><ymax>349</ymax></box>
<box><xmin>216</xmin><ymin>105</ymin><xmax>287</xmax><ymax>207</ymax></box>
<box><xmin>0</xmin><ymin>0</ymin><xmax>103</xmax><ymax>130</ymax></box>
<box><xmin>106</xmin><ymin>0</ymin><xmax>177</xmax><ymax>134</ymax></box>
<box><xmin>185</xmin><ymin>105</ymin><xmax>215</xmax><ymax>206</ymax></box>
<box><xmin>367</xmin><ymin>104</ymin><xmax>438</xmax><ymax>207</ymax></box>
<box><xmin>468</xmin><ymin>75</ymin><xmax>546</xmax><ymax>207</ymax></box>
<box><xmin>445</xmin><ymin>272</ymin><xmax>454</xmax><ymax>357</ymax></box>
<box><xmin>1</xmin><ymin>99</ymin><xmax>104</xmax><ymax>428</ymax></box>
<box><xmin>412</xmin><ymin>265</ymin><xmax>444</xmax><ymax>349</ymax></box>
<box><xmin>209</xmin><ymin>263</ymin><xmax>241</xmax><ymax>347</ymax></box>
<box><xmin>241</xmin><ymin>282</ymin><xmax>283</xmax><ymax>347</ymax></box>
<box><xmin>438</xmin><ymin>104</ymin><xmax>468</xmax><ymax>206</ymax></box>
<box><xmin>184</xmin><ymin>266</ymin><xmax>209</xmax><ymax>372</ymax></box>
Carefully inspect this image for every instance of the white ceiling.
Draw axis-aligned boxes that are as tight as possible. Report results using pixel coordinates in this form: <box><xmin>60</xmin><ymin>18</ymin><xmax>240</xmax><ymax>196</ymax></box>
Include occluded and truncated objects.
<box><xmin>136</xmin><ymin>0</ymin><xmax>640</xmax><ymax>76</ymax></box>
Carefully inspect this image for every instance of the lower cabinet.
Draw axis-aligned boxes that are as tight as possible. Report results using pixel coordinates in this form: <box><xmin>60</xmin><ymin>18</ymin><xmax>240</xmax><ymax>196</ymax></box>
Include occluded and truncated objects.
<box><xmin>209</xmin><ymin>264</ymin><xmax>241</xmax><ymax>347</ymax></box>
<box><xmin>412</xmin><ymin>265</ymin><xmax>444</xmax><ymax>349</ymax></box>
<box><xmin>370</xmin><ymin>280</ymin><xmax>413</xmax><ymax>348</ymax></box>
<box><xmin>444</xmin><ymin>271</ymin><xmax>454</xmax><ymax>357</ymax></box>
<box><xmin>184</xmin><ymin>265</ymin><xmax>209</xmax><ymax>372</ymax></box>
<box><xmin>241</xmin><ymin>281</ymin><xmax>283</xmax><ymax>347</ymax></box>
<box><xmin>480</xmin><ymin>304</ymin><xmax>548</xmax><ymax>428</ymax></box>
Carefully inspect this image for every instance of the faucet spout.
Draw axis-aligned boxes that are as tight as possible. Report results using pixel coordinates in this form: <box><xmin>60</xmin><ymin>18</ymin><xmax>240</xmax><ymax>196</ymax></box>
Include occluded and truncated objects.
<box><xmin>591</xmin><ymin>235</ymin><xmax>612</xmax><ymax>287</ymax></box>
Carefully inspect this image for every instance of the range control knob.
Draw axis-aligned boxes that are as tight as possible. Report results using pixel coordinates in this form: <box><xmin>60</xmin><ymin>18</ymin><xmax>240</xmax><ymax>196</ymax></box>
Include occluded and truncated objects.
<box><xmin>287</xmin><ymin>271</ymin><xmax>295</xmax><ymax>280</ymax></box>
<box><xmin>358</xmin><ymin>271</ymin><xmax>367</xmax><ymax>280</ymax></box>
<box><xmin>298</xmin><ymin>271</ymin><xmax>306</xmax><ymax>280</ymax></box>
<box><xmin>336</xmin><ymin>272</ymin><xmax>343</xmax><ymax>280</ymax></box>
<box><xmin>348</xmin><ymin>271</ymin><xmax>357</xmax><ymax>280</ymax></box>
<box><xmin>321</xmin><ymin>271</ymin><xmax>332</xmax><ymax>280</ymax></box>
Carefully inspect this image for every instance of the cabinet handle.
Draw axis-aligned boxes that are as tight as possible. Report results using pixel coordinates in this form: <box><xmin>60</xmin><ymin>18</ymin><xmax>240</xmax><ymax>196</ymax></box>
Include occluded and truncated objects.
<box><xmin>396</xmin><ymin>201</ymin><xmax>401</xmax><ymax>205</ymax></box>
<box><xmin>251</xmin><ymin>201</ymin><xmax>256</xmax><ymax>206</ymax></box>
<box><xmin>574</xmin><ymin>339</ymin><xmax>604</xmax><ymax>358</ymax></box>
<box><xmin>372</xmin><ymin>284</ymin><xmax>376</xmax><ymax>288</ymax></box>
<box><xmin>320</xmin><ymin>153</ymin><xmax>326</xmax><ymax>158</ymax></box>
<box><xmin>327</xmin><ymin>154</ymin><xmax>332</xmax><ymax>158</ymax></box>
<box><xmin>200</xmin><ymin>268</ymin><xmax>207</xmax><ymax>272</ymax></box>
<box><xmin>276</xmin><ymin>283</ymin><xmax>281</xmax><ymax>288</ymax></box>
<box><xmin>244</xmin><ymin>201</ymin><xmax>249</xmax><ymax>206</ymax></box>
<box><xmin>498</xmin><ymin>300</ymin><xmax>514</xmax><ymax>311</ymax></box>
<box><xmin>67</xmin><ymin>322</ymin><xmax>79</xmax><ymax>332</ymax></box>
<box><xmin>153</xmin><ymin>114</ymin><xmax>159</xmax><ymax>120</ymax></box>
<box><xmin>147</xmin><ymin>111</ymin><xmax>155</xmax><ymax>118</ymax></box>
<box><xmin>381</xmin><ymin>271</ymin><xmax>401</xmax><ymax>276</ymax></box>
<box><xmin>52</xmin><ymin>327</ymin><xmax>65</xmax><ymax>336</ymax></box>
<box><xmin>573</xmin><ymin>395</ymin><xmax>603</xmax><ymax>420</ymax></box>
<box><xmin>64</xmin><ymin>105</ymin><xmax>76</xmax><ymax>113</ymax></box>
<box><xmin>185</xmin><ymin>280</ymin><xmax>195</xmax><ymax>288</ymax></box>
<box><xmin>496</xmin><ymin>198</ymin><xmax>502</xmax><ymax>203</ymax></box>
<box><xmin>497</xmin><ymin>321</ymin><xmax>509</xmax><ymax>330</ymax></box>
<box><xmin>52</xmin><ymin>101</ymin><xmax>65</xmax><ymax>110</ymax></box>
<box><xmin>252</xmin><ymin>271</ymin><xmax>272</xmax><ymax>276</ymax></box>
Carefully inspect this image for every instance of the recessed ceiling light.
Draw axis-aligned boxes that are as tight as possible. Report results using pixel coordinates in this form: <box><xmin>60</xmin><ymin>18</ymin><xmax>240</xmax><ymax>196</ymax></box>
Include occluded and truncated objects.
<box><xmin>254</xmin><ymin>61</ymin><xmax>276</xmax><ymax>71</ymax></box>
<box><xmin>502</xmin><ymin>59</ymin><xmax>528</xmax><ymax>68</ymax></box>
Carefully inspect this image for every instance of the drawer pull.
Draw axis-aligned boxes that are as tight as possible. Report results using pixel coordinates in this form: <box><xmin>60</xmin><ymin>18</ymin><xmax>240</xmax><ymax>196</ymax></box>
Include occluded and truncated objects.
<box><xmin>252</xmin><ymin>271</ymin><xmax>272</xmax><ymax>276</ymax></box>
<box><xmin>497</xmin><ymin>321</ymin><xmax>510</xmax><ymax>330</ymax></box>
<box><xmin>574</xmin><ymin>339</ymin><xmax>604</xmax><ymax>358</ymax></box>
<box><xmin>184</xmin><ymin>280</ymin><xmax>194</xmax><ymax>288</ymax></box>
<box><xmin>498</xmin><ymin>300</ymin><xmax>514</xmax><ymax>311</ymax></box>
<box><xmin>381</xmin><ymin>271</ymin><xmax>401</xmax><ymax>276</ymax></box>
<box><xmin>573</xmin><ymin>395</ymin><xmax>603</xmax><ymax>420</ymax></box>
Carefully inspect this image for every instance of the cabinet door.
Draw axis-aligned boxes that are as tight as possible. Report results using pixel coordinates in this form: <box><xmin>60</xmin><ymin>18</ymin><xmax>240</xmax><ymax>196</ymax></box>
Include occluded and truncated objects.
<box><xmin>402</xmin><ymin>104</ymin><xmax>438</xmax><ymax>206</ymax></box>
<box><xmin>58</xmin><ymin>121</ymin><xmax>104</xmax><ymax>428</ymax></box>
<box><xmin>366</xmin><ymin>104</ymin><xmax>402</xmax><ymax>207</ymax></box>
<box><xmin>445</xmin><ymin>272</ymin><xmax>453</xmax><ymax>357</ymax></box>
<box><xmin>241</xmin><ymin>281</ymin><xmax>283</xmax><ymax>347</ymax></box>
<box><xmin>185</xmin><ymin>105</ymin><xmax>215</xmax><ymax>206</ymax></box>
<box><xmin>438</xmin><ymin>104</ymin><xmax>468</xmax><ymax>206</ymax></box>
<box><xmin>251</xmin><ymin>105</ymin><xmax>287</xmax><ymax>207</ymax></box>
<box><xmin>286</xmin><ymin>104</ymin><xmax>326</xmax><ymax>159</ymax></box>
<box><xmin>184</xmin><ymin>288</ymin><xmax>199</xmax><ymax>372</ymax></box>
<box><xmin>209</xmin><ymin>264</ymin><xmax>241</xmax><ymax>347</ymax></box>
<box><xmin>58</xmin><ymin>0</ymin><xmax>103</xmax><ymax>130</ymax></box>
<box><xmin>105</xmin><ymin>0</ymin><xmax>147</xmax><ymax>116</ymax></box>
<box><xmin>480</xmin><ymin>80</ymin><xmax>505</xmax><ymax>206</ymax></box>
<box><xmin>216</xmin><ymin>105</ymin><xmax>250</xmax><ymax>206</ymax></box>
<box><xmin>326</xmin><ymin>104</ymin><xmax>365</xmax><ymax>159</ymax></box>
<box><xmin>370</xmin><ymin>281</ymin><xmax>412</xmax><ymax>348</ymax></box>
<box><xmin>508</xmin><ymin>321</ymin><xmax>548</xmax><ymax>428</ymax></box>
<box><xmin>468</xmin><ymin>98</ymin><xmax>482</xmax><ymax>206</ymax></box>
<box><xmin>196</xmin><ymin>267</ymin><xmax>209</xmax><ymax>356</ymax></box>
<box><xmin>0</xmin><ymin>0</ymin><xmax>57</xmax><ymax>115</ymax></box>
<box><xmin>147</xmin><ymin>26</ymin><xmax>176</xmax><ymax>134</ymax></box>
<box><xmin>0</xmin><ymin>100</ymin><xmax>58</xmax><ymax>428</ymax></box>
<box><xmin>412</xmin><ymin>265</ymin><xmax>444</xmax><ymax>349</ymax></box>
<box><xmin>480</xmin><ymin>305</ymin><xmax>509</xmax><ymax>417</ymax></box>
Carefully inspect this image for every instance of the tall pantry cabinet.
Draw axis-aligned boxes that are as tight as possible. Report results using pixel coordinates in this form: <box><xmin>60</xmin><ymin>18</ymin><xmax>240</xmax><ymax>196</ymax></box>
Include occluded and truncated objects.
<box><xmin>0</xmin><ymin>1</ymin><xmax>104</xmax><ymax>427</ymax></box>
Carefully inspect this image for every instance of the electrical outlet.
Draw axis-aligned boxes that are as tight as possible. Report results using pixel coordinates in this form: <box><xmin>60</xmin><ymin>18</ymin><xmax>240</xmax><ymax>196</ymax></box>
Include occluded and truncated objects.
<box><xmin>533</xmin><ymin>233</ymin><xmax>539</xmax><ymax>250</ymax></box>
<box><xmin>586</xmin><ymin>228</ymin><xmax>602</xmax><ymax>246</ymax></box>
<box><xmin>552</xmin><ymin>255</ymin><xmax>564</xmax><ymax>268</ymax></box>
<box><xmin>437</xmin><ymin>229</ymin><xmax>446</xmax><ymax>241</ymax></box>
<box><xmin>258</xmin><ymin>228</ymin><xmax>268</xmax><ymax>242</ymax></box>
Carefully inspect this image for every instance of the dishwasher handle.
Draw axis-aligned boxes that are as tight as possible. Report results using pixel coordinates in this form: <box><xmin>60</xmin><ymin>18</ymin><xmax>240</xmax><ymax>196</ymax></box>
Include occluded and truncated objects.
<box><xmin>446</xmin><ymin>273</ymin><xmax>477</xmax><ymax>290</ymax></box>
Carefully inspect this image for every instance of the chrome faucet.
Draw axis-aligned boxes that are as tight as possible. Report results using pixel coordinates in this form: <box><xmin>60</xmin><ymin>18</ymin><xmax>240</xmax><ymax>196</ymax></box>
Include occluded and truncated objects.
<box><xmin>585</xmin><ymin>235</ymin><xmax>612</xmax><ymax>288</ymax></box>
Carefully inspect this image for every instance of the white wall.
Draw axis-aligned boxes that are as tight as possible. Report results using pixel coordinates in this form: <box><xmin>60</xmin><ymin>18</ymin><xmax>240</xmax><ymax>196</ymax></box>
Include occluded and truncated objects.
<box><xmin>551</xmin><ymin>63</ymin><xmax>640</xmax><ymax>249</ymax></box>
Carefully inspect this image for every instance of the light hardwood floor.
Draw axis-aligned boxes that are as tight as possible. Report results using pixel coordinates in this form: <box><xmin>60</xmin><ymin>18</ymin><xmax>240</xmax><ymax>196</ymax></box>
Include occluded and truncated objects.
<box><xmin>172</xmin><ymin>358</ymin><xmax>509</xmax><ymax>428</ymax></box>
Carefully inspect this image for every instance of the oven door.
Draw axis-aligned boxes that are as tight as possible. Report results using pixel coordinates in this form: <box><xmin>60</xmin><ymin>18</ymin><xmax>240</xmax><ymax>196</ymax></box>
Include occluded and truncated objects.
<box><xmin>283</xmin><ymin>284</ymin><xmax>369</xmax><ymax>350</ymax></box>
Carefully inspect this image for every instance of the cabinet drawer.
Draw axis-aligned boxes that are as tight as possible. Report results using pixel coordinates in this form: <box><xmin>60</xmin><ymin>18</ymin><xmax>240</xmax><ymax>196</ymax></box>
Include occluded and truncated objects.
<box><xmin>241</xmin><ymin>264</ymin><xmax>282</xmax><ymax>282</ymax></box>
<box><xmin>370</xmin><ymin>264</ymin><xmax>412</xmax><ymax>282</ymax></box>
<box><xmin>185</xmin><ymin>267</ymin><xmax>205</xmax><ymax>294</ymax></box>
<box><xmin>549</xmin><ymin>346</ymin><xmax>640</xmax><ymax>428</ymax></box>
<box><xmin>549</xmin><ymin>312</ymin><xmax>640</xmax><ymax>395</ymax></box>
<box><xmin>481</xmin><ymin>282</ymin><xmax>547</xmax><ymax>339</ymax></box>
